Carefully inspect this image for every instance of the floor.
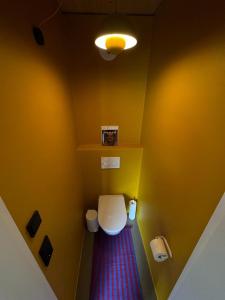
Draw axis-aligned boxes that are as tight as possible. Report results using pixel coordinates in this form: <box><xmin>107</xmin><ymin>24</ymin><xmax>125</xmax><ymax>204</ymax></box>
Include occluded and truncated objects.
<box><xmin>75</xmin><ymin>219</ymin><xmax>156</xmax><ymax>300</ymax></box>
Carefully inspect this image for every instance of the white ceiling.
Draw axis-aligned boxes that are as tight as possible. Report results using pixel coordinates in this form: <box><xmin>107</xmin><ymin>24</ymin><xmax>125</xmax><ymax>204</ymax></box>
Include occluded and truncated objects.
<box><xmin>61</xmin><ymin>0</ymin><xmax>163</xmax><ymax>15</ymax></box>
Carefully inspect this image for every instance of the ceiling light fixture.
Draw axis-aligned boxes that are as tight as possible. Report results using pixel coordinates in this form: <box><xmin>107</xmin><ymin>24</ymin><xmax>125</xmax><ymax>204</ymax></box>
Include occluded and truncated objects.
<box><xmin>95</xmin><ymin>15</ymin><xmax>137</xmax><ymax>59</ymax></box>
<box><xmin>95</xmin><ymin>33</ymin><xmax>137</xmax><ymax>53</ymax></box>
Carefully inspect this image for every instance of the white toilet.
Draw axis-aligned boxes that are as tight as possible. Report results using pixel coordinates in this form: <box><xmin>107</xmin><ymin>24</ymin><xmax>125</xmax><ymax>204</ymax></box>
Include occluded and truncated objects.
<box><xmin>98</xmin><ymin>195</ymin><xmax>127</xmax><ymax>235</ymax></box>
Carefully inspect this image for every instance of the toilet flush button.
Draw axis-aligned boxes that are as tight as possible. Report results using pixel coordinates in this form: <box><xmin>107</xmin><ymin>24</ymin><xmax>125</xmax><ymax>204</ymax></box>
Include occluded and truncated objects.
<box><xmin>101</xmin><ymin>157</ymin><xmax>120</xmax><ymax>169</ymax></box>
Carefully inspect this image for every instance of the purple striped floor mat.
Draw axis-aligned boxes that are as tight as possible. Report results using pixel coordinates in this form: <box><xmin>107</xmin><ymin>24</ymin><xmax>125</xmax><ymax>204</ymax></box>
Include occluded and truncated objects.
<box><xmin>89</xmin><ymin>226</ymin><xmax>143</xmax><ymax>300</ymax></box>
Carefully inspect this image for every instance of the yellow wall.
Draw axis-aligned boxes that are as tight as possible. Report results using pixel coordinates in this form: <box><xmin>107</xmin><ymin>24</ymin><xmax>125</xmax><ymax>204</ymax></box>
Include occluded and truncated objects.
<box><xmin>77</xmin><ymin>145</ymin><xmax>143</xmax><ymax>209</ymax></box>
<box><xmin>64</xmin><ymin>15</ymin><xmax>152</xmax><ymax>206</ymax></box>
<box><xmin>138</xmin><ymin>0</ymin><xmax>225</xmax><ymax>299</ymax></box>
<box><xmin>0</xmin><ymin>1</ymin><xmax>84</xmax><ymax>299</ymax></box>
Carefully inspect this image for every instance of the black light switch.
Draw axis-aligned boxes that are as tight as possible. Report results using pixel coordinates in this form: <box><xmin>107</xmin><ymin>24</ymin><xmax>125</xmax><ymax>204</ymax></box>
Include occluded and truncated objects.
<box><xmin>39</xmin><ymin>235</ymin><xmax>53</xmax><ymax>267</ymax></box>
<box><xmin>26</xmin><ymin>210</ymin><xmax>42</xmax><ymax>238</ymax></box>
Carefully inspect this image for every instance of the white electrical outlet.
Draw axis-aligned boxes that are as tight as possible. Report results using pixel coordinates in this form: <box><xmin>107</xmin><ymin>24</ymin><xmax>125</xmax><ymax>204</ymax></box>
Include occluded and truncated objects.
<box><xmin>101</xmin><ymin>157</ymin><xmax>120</xmax><ymax>169</ymax></box>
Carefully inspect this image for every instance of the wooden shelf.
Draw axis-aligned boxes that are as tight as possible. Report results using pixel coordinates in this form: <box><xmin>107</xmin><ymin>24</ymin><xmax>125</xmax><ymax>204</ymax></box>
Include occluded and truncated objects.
<box><xmin>76</xmin><ymin>144</ymin><xmax>143</xmax><ymax>151</ymax></box>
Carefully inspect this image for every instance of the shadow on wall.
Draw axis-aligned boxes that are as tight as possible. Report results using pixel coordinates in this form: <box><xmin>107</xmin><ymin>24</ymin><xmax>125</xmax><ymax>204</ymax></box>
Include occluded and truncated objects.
<box><xmin>150</xmin><ymin>0</ymin><xmax>225</xmax><ymax>79</ymax></box>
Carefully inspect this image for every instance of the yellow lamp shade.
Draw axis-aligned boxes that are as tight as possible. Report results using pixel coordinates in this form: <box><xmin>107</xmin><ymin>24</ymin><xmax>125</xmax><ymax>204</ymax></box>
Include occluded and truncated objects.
<box><xmin>105</xmin><ymin>35</ymin><xmax>126</xmax><ymax>54</ymax></box>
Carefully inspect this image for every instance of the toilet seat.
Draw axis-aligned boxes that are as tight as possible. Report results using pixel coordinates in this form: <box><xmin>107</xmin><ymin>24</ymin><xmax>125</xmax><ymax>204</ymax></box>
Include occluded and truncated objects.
<box><xmin>98</xmin><ymin>195</ymin><xmax>127</xmax><ymax>235</ymax></box>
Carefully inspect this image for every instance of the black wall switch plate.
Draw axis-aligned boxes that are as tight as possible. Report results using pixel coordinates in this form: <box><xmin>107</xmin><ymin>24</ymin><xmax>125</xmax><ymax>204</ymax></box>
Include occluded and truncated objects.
<box><xmin>39</xmin><ymin>235</ymin><xmax>53</xmax><ymax>267</ymax></box>
<box><xmin>26</xmin><ymin>210</ymin><xmax>42</xmax><ymax>238</ymax></box>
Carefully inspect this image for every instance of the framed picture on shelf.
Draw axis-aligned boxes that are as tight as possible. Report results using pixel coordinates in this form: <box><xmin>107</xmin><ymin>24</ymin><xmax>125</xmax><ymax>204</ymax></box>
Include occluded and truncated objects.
<box><xmin>101</xmin><ymin>126</ymin><xmax>119</xmax><ymax>146</ymax></box>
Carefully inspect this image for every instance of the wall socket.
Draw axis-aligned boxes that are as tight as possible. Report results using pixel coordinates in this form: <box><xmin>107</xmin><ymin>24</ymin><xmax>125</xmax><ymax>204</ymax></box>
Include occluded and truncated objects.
<box><xmin>101</xmin><ymin>157</ymin><xmax>120</xmax><ymax>169</ymax></box>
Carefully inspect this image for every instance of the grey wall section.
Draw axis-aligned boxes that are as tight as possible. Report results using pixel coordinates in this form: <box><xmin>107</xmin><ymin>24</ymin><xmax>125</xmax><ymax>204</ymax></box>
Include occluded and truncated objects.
<box><xmin>75</xmin><ymin>231</ymin><xmax>94</xmax><ymax>300</ymax></box>
<box><xmin>130</xmin><ymin>221</ymin><xmax>156</xmax><ymax>300</ymax></box>
<box><xmin>169</xmin><ymin>192</ymin><xmax>225</xmax><ymax>300</ymax></box>
<box><xmin>0</xmin><ymin>197</ymin><xmax>57</xmax><ymax>300</ymax></box>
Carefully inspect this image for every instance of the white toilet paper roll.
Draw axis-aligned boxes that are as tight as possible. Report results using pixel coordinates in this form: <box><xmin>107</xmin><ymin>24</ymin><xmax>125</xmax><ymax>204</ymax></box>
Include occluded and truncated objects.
<box><xmin>150</xmin><ymin>237</ymin><xmax>169</xmax><ymax>262</ymax></box>
<box><xmin>128</xmin><ymin>200</ymin><xmax>137</xmax><ymax>220</ymax></box>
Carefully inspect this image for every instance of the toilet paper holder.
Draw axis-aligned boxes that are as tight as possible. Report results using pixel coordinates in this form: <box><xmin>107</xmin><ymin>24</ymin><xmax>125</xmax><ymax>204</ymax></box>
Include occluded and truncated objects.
<box><xmin>159</xmin><ymin>236</ymin><xmax>172</xmax><ymax>258</ymax></box>
<box><xmin>150</xmin><ymin>235</ymin><xmax>172</xmax><ymax>262</ymax></box>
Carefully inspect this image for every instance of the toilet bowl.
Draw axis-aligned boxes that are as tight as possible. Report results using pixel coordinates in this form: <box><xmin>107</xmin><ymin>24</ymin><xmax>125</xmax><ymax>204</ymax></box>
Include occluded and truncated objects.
<box><xmin>98</xmin><ymin>195</ymin><xmax>127</xmax><ymax>235</ymax></box>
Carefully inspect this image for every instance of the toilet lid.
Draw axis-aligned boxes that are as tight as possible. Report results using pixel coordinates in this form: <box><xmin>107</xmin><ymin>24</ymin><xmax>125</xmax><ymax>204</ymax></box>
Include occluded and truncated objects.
<box><xmin>98</xmin><ymin>195</ymin><xmax>127</xmax><ymax>232</ymax></box>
